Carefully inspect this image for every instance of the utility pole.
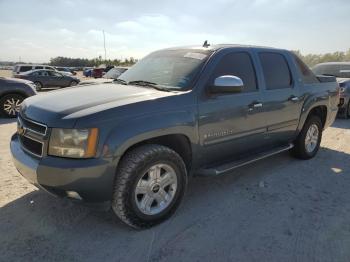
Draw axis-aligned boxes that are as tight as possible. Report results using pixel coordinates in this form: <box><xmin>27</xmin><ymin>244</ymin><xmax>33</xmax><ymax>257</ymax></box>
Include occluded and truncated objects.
<box><xmin>102</xmin><ymin>30</ymin><xmax>107</xmax><ymax>61</ymax></box>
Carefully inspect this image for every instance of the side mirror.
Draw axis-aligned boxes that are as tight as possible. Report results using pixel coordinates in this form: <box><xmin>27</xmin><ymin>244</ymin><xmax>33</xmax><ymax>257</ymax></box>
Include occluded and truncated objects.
<box><xmin>210</xmin><ymin>75</ymin><xmax>244</xmax><ymax>93</ymax></box>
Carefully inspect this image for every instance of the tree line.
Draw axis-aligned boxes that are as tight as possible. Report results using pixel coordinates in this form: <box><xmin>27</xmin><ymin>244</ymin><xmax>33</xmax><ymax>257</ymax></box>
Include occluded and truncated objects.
<box><xmin>1</xmin><ymin>49</ymin><xmax>349</xmax><ymax>68</ymax></box>
<box><xmin>293</xmin><ymin>49</ymin><xmax>350</xmax><ymax>67</ymax></box>
<box><xmin>49</xmin><ymin>56</ymin><xmax>138</xmax><ymax>67</ymax></box>
<box><xmin>48</xmin><ymin>49</ymin><xmax>349</xmax><ymax>68</ymax></box>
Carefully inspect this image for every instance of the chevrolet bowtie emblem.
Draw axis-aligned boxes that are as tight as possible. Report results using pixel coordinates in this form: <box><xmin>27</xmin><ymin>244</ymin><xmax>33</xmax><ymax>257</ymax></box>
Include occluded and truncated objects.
<box><xmin>17</xmin><ymin>118</ymin><xmax>26</xmax><ymax>136</ymax></box>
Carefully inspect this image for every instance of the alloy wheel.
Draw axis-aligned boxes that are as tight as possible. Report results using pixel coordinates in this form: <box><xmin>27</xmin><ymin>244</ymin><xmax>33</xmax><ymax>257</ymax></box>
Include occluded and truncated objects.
<box><xmin>134</xmin><ymin>163</ymin><xmax>178</xmax><ymax>216</ymax></box>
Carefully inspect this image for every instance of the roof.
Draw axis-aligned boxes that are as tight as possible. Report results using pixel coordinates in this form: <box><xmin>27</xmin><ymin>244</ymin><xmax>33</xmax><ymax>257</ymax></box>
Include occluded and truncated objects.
<box><xmin>162</xmin><ymin>44</ymin><xmax>285</xmax><ymax>52</ymax></box>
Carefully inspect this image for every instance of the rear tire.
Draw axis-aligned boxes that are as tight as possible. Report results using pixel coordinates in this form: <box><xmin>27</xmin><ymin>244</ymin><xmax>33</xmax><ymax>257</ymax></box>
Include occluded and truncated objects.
<box><xmin>0</xmin><ymin>94</ymin><xmax>25</xmax><ymax>118</ymax></box>
<box><xmin>70</xmin><ymin>80</ymin><xmax>78</xmax><ymax>87</ymax></box>
<box><xmin>291</xmin><ymin>115</ymin><xmax>322</xmax><ymax>159</ymax></box>
<box><xmin>112</xmin><ymin>144</ymin><xmax>187</xmax><ymax>229</ymax></box>
<box><xmin>33</xmin><ymin>81</ymin><xmax>42</xmax><ymax>91</ymax></box>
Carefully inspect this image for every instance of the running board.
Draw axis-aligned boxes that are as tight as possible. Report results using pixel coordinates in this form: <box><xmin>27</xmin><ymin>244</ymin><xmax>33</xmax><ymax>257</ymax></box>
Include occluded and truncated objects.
<box><xmin>197</xmin><ymin>143</ymin><xmax>294</xmax><ymax>176</ymax></box>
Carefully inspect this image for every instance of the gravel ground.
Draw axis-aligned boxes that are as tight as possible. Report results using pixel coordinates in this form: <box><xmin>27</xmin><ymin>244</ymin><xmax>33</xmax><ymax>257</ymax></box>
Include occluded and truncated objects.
<box><xmin>0</xmin><ymin>118</ymin><xmax>350</xmax><ymax>262</ymax></box>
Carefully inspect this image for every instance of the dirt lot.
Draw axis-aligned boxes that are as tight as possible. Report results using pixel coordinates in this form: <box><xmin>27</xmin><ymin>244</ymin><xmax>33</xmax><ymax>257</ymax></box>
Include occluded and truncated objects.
<box><xmin>0</xmin><ymin>116</ymin><xmax>349</xmax><ymax>262</ymax></box>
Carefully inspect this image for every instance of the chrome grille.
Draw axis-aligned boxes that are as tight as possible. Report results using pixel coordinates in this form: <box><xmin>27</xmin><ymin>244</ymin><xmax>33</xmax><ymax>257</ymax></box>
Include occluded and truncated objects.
<box><xmin>18</xmin><ymin>115</ymin><xmax>47</xmax><ymax>135</ymax></box>
<box><xmin>17</xmin><ymin>115</ymin><xmax>47</xmax><ymax>157</ymax></box>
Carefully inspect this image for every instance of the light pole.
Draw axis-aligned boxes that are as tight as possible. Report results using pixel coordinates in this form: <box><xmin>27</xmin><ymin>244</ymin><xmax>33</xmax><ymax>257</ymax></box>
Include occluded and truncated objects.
<box><xmin>102</xmin><ymin>30</ymin><xmax>107</xmax><ymax>61</ymax></box>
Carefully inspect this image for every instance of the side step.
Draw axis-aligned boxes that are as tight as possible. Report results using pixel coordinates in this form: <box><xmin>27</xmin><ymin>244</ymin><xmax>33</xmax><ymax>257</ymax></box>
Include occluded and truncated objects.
<box><xmin>197</xmin><ymin>143</ymin><xmax>294</xmax><ymax>176</ymax></box>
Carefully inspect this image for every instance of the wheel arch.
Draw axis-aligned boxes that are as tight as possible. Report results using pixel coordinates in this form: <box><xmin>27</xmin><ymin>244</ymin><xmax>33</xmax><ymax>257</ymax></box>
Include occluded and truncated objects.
<box><xmin>0</xmin><ymin>91</ymin><xmax>28</xmax><ymax>100</ymax></box>
<box><xmin>297</xmin><ymin>103</ymin><xmax>328</xmax><ymax>133</ymax></box>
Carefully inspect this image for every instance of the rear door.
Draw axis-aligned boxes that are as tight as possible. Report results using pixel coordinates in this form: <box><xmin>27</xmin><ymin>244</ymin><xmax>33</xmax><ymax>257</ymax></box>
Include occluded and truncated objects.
<box><xmin>197</xmin><ymin>50</ymin><xmax>269</xmax><ymax>166</ymax></box>
<box><xmin>48</xmin><ymin>71</ymin><xmax>66</xmax><ymax>87</ymax></box>
<box><xmin>257</xmin><ymin>51</ymin><xmax>302</xmax><ymax>145</ymax></box>
<box><xmin>37</xmin><ymin>70</ymin><xmax>51</xmax><ymax>87</ymax></box>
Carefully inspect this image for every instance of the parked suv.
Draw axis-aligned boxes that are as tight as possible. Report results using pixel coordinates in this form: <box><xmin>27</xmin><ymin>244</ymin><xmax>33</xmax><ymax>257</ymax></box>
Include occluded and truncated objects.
<box><xmin>312</xmin><ymin>62</ymin><xmax>350</xmax><ymax>118</ymax></box>
<box><xmin>11</xmin><ymin>45</ymin><xmax>339</xmax><ymax>228</ymax></box>
<box><xmin>13</xmin><ymin>64</ymin><xmax>57</xmax><ymax>76</ymax></box>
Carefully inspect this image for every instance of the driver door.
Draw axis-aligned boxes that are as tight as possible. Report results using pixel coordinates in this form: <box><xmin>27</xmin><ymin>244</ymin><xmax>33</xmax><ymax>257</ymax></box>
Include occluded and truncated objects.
<box><xmin>197</xmin><ymin>50</ymin><xmax>269</xmax><ymax>166</ymax></box>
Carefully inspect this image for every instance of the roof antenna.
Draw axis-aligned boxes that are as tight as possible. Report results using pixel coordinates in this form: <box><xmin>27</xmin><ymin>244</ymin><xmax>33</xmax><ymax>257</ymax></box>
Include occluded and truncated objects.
<box><xmin>203</xmin><ymin>40</ymin><xmax>210</xmax><ymax>48</ymax></box>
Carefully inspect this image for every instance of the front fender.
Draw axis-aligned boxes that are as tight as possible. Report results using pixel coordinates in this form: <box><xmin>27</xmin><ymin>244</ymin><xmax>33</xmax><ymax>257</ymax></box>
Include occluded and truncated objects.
<box><xmin>103</xmin><ymin>107</ymin><xmax>198</xmax><ymax>165</ymax></box>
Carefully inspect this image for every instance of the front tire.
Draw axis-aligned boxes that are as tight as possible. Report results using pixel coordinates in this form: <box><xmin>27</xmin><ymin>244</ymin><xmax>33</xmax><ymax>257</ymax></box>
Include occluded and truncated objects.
<box><xmin>0</xmin><ymin>94</ymin><xmax>25</xmax><ymax>118</ymax></box>
<box><xmin>292</xmin><ymin>115</ymin><xmax>322</xmax><ymax>159</ymax></box>
<box><xmin>112</xmin><ymin>144</ymin><xmax>187</xmax><ymax>229</ymax></box>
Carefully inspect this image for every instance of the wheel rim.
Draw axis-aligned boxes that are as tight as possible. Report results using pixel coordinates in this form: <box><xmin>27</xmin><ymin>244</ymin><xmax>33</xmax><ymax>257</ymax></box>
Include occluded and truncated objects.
<box><xmin>134</xmin><ymin>163</ymin><xmax>178</xmax><ymax>216</ymax></box>
<box><xmin>305</xmin><ymin>124</ymin><xmax>319</xmax><ymax>153</ymax></box>
<box><xmin>35</xmin><ymin>82</ymin><xmax>42</xmax><ymax>90</ymax></box>
<box><xmin>71</xmin><ymin>81</ymin><xmax>77</xmax><ymax>86</ymax></box>
<box><xmin>3</xmin><ymin>97</ymin><xmax>22</xmax><ymax>116</ymax></box>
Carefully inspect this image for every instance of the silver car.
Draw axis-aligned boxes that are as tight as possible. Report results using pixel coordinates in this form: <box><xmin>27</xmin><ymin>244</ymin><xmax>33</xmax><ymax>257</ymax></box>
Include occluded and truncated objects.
<box><xmin>312</xmin><ymin>62</ymin><xmax>350</xmax><ymax>118</ymax></box>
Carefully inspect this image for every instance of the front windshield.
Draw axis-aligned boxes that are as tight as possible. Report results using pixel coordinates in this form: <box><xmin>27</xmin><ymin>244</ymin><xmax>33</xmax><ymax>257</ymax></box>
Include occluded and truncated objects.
<box><xmin>118</xmin><ymin>49</ymin><xmax>212</xmax><ymax>90</ymax></box>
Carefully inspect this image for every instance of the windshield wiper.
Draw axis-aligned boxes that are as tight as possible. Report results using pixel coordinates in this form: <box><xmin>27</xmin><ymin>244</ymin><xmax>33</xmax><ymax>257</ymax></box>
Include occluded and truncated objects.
<box><xmin>128</xmin><ymin>80</ymin><xmax>170</xmax><ymax>92</ymax></box>
<box><xmin>113</xmin><ymin>78</ymin><xmax>128</xmax><ymax>85</ymax></box>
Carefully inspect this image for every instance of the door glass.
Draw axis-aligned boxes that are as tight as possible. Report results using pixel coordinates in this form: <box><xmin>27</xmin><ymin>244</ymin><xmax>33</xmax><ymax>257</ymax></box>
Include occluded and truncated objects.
<box><xmin>293</xmin><ymin>55</ymin><xmax>319</xmax><ymax>84</ymax></box>
<box><xmin>210</xmin><ymin>52</ymin><xmax>258</xmax><ymax>92</ymax></box>
<box><xmin>48</xmin><ymin>71</ymin><xmax>62</xmax><ymax>77</ymax></box>
<box><xmin>19</xmin><ymin>66</ymin><xmax>33</xmax><ymax>72</ymax></box>
<box><xmin>259</xmin><ymin>52</ymin><xmax>292</xmax><ymax>90</ymax></box>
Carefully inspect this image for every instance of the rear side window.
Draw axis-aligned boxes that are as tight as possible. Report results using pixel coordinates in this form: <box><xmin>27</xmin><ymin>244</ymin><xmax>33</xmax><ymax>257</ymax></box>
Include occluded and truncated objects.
<box><xmin>19</xmin><ymin>66</ymin><xmax>33</xmax><ymax>72</ymax></box>
<box><xmin>259</xmin><ymin>52</ymin><xmax>292</xmax><ymax>90</ymax></box>
<box><xmin>293</xmin><ymin>55</ymin><xmax>319</xmax><ymax>84</ymax></box>
<box><xmin>35</xmin><ymin>66</ymin><xmax>43</xmax><ymax>69</ymax></box>
<box><xmin>210</xmin><ymin>52</ymin><xmax>258</xmax><ymax>92</ymax></box>
<box><xmin>36</xmin><ymin>70</ymin><xmax>49</xmax><ymax>76</ymax></box>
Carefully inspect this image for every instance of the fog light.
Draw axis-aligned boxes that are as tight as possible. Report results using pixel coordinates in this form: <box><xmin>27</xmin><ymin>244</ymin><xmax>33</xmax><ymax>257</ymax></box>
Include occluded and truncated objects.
<box><xmin>66</xmin><ymin>191</ymin><xmax>82</xmax><ymax>200</ymax></box>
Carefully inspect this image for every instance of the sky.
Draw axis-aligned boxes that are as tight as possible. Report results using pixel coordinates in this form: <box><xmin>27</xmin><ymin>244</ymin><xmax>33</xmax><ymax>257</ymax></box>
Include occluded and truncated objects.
<box><xmin>0</xmin><ymin>0</ymin><xmax>349</xmax><ymax>63</ymax></box>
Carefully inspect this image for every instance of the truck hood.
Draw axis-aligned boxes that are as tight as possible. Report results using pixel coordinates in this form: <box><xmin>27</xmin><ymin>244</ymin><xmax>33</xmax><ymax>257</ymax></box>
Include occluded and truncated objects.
<box><xmin>21</xmin><ymin>83</ymin><xmax>175</xmax><ymax>127</ymax></box>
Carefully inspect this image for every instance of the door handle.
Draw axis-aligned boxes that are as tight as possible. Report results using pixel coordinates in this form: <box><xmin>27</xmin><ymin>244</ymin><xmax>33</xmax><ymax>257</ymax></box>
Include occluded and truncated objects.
<box><xmin>252</xmin><ymin>102</ymin><xmax>263</xmax><ymax>108</ymax></box>
<box><xmin>248</xmin><ymin>102</ymin><xmax>263</xmax><ymax>111</ymax></box>
<box><xmin>289</xmin><ymin>96</ymin><xmax>299</xmax><ymax>102</ymax></box>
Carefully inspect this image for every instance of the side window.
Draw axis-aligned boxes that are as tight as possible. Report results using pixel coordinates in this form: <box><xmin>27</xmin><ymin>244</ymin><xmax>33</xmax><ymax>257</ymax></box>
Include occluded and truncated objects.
<box><xmin>293</xmin><ymin>55</ymin><xmax>319</xmax><ymax>84</ymax></box>
<box><xmin>38</xmin><ymin>71</ymin><xmax>49</xmax><ymax>76</ymax></box>
<box><xmin>49</xmin><ymin>71</ymin><xmax>62</xmax><ymax>77</ymax></box>
<box><xmin>35</xmin><ymin>66</ymin><xmax>43</xmax><ymax>69</ymax></box>
<box><xmin>259</xmin><ymin>52</ymin><xmax>292</xmax><ymax>90</ymax></box>
<box><xmin>210</xmin><ymin>52</ymin><xmax>258</xmax><ymax>93</ymax></box>
<box><xmin>339</xmin><ymin>65</ymin><xmax>350</xmax><ymax>78</ymax></box>
<box><xmin>19</xmin><ymin>66</ymin><xmax>33</xmax><ymax>72</ymax></box>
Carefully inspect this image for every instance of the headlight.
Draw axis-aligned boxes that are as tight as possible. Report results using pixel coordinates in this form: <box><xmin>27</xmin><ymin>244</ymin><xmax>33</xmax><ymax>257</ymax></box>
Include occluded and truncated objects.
<box><xmin>49</xmin><ymin>128</ymin><xmax>99</xmax><ymax>158</ymax></box>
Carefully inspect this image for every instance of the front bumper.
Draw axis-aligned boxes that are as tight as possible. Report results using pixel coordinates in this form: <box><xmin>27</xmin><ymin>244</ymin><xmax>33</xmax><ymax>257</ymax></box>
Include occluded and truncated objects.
<box><xmin>10</xmin><ymin>134</ymin><xmax>115</xmax><ymax>202</ymax></box>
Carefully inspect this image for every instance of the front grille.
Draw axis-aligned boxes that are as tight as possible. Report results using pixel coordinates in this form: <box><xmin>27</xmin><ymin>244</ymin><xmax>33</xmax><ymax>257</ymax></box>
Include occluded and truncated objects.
<box><xmin>17</xmin><ymin>115</ymin><xmax>47</xmax><ymax>157</ymax></box>
<box><xmin>18</xmin><ymin>115</ymin><xmax>47</xmax><ymax>135</ymax></box>
<box><xmin>19</xmin><ymin>135</ymin><xmax>43</xmax><ymax>157</ymax></box>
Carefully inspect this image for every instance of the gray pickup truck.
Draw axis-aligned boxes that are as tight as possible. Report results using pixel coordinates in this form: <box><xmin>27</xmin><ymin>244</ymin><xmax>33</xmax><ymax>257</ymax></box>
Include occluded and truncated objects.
<box><xmin>10</xmin><ymin>44</ymin><xmax>339</xmax><ymax>228</ymax></box>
